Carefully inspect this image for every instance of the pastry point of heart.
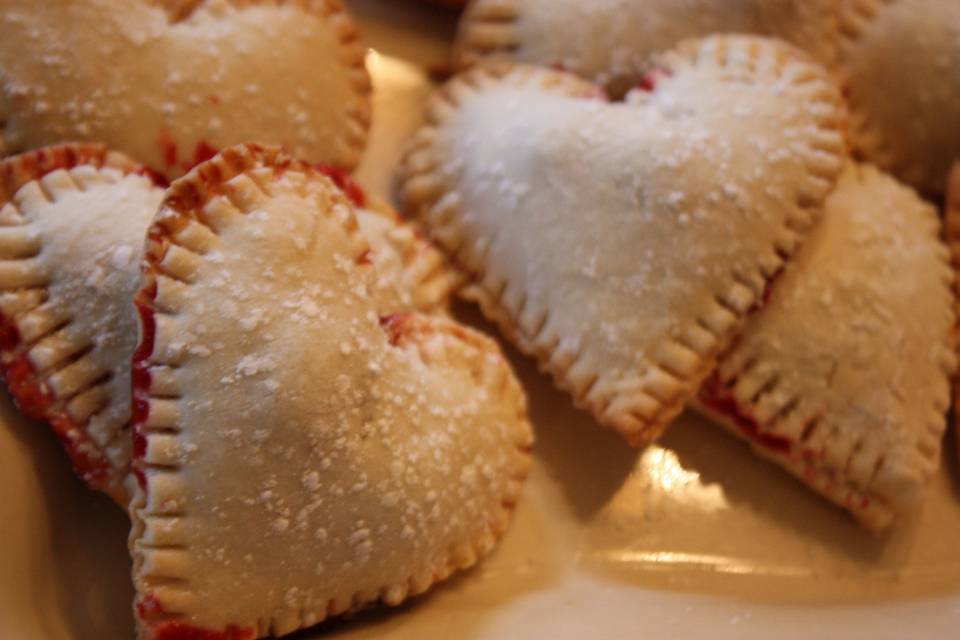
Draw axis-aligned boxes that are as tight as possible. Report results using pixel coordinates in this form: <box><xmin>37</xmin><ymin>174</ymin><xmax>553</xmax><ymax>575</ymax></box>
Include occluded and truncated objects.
<box><xmin>455</xmin><ymin>0</ymin><xmax>838</xmax><ymax>94</ymax></box>
<box><xmin>400</xmin><ymin>35</ymin><xmax>847</xmax><ymax>446</ymax></box>
<box><xmin>0</xmin><ymin>0</ymin><xmax>371</xmax><ymax>178</ymax></box>
<box><xmin>130</xmin><ymin>143</ymin><xmax>533</xmax><ymax>639</ymax></box>
<box><xmin>839</xmin><ymin>0</ymin><xmax>960</xmax><ymax>195</ymax></box>
<box><xmin>0</xmin><ymin>143</ymin><xmax>166</xmax><ymax>502</ymax></box>
<box><xmin>698</xmin><ymin>163</ymin><xmax>957</xmax><ymax>532</ymax></box>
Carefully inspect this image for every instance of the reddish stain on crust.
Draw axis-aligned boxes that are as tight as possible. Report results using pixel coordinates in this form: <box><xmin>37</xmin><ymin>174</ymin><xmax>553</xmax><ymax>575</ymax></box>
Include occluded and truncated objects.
<box><xmin>152</xmin><ymin>624</ymin><xmax>255</xmax><ymax>640</ymax></box>
<box><xmin>379</xmin><ymin>313</ymin><xmax>410</xmax><ymax>346</ymax></box>
<box><xmin>154</xmin><ymin>132</ymin><xmax>219</xmax><ymax>176</ymax></box>
<box><xmin>695</xmin><ymin>266</ymin><xmax>791</xmax><ymax>452</ymax></box>
<box><xmin>157</xmin><ymin>130</ymin><xmax>179</xmax><ymax>169</ymax></box>
<box><xmin>698</xmin><ymin>375</ymin><xmax>793</xmax><ymax>455</ymax></box>
<box><xmin>131</xmin><ymin>280</ymin><xmax>158</xmax><ymax>490</ymax></box>
<box><xmin>139</xmin><ymin>595</ymin><xmax>254</xmax><ymax>640</ymax></box>
<box><xmin>143</xmin><ymin>167</ymin><xmax>171</xmax><ymax>189</ymax></box>
<box><xmin>192</xmin><ymin>140</ymin><xmax>218</xmax><ymax>168</ymax></box>
<box><xmin>637</xmin><ymin>67</ymin><xmax>672</xmax><ymax>92</ymax></box>
<box><xmin>315</xmin><ymin>165</ymin><xmax>366</xmax><ymax>208</ymax></box>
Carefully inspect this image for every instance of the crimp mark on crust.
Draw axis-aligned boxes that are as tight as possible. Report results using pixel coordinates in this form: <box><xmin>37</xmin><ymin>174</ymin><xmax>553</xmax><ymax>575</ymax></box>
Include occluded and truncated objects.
<box><xmin>0</xmin><ymin>144</ymin><xmax>155</xmax><ymax>501</ymax></box>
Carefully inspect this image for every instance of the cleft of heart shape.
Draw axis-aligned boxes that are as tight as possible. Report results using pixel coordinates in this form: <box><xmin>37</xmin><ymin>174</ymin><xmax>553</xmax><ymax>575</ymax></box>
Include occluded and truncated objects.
<box><xmin>401</xmin><ymin>35</ymin><xmax>847</xmax><ymax>446</ymax></box>
<box><xmin>0</xmin><ymin>0</ymin><xmax>370</xmax><ymax>177</ymax></box>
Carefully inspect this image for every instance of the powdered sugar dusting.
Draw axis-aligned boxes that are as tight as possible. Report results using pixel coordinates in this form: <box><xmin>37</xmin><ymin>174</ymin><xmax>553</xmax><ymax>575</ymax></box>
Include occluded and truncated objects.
<box><xmin>440</xmin><ymin>51</ymin><xmax>840</xmax><ymax>429</ymax></box>
<box><xmin>15</xmin><ymin>166</ymin><xmax>163</xmax><ymax>462</ymax></box>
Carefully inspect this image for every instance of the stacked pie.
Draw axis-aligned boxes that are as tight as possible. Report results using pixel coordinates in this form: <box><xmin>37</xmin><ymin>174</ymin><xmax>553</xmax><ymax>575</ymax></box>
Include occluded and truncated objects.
<box><xmin>0</xmin><ymin>0</ymin><xmax>958</xmax><ymax>638</ymax></box>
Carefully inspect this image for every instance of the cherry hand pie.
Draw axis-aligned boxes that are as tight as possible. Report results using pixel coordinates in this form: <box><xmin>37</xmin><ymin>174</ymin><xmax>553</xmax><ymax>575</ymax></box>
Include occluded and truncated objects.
<box><xmin>839</xmin><ymin>0</ymin><xmax>960</xmax><ymax>195</ymax></box>
<box><xmin>0</xmin><ymin>0</ymin><xmax>370</xmax><ymax>178</ymax></box>
<box><xmin>131</xmin><ymin>144</ymin><xmax>533</xmax><ymax>639</ymax></box>
<box><xmin>400</xmin><ymin>35</ymin><xmax>846</xmax><ymax>446</ymax></box>
<box><xmin>455</xmin><ymin>0</ymin><xmax>838</xmax><ymax>94</ymax></box>
<box><xmin>698</xmin><ymin>163</ymin><xmax>956</xmax><ymax>531</ymax></box>
<box><xmin>0</xmin><ymin>144</ymin><xmax>165</xmax><ymax>501</ymax></box>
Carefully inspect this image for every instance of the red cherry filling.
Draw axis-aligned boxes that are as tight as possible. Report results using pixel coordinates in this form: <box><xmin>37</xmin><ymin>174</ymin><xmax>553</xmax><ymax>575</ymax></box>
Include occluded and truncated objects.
<box><xmin>138</xmin><ymin>595</ymin><xmax>255</xmax><ymax>640</ymax></box>
<box><xmin>379</xmin><ymin>313</ymin><xmax>411</xmax><ymax>346</ymax></box>
<box><xmin>193</xmin><ymin>140</ymin><xmax>218</xmax><ymax>167</ymax></box>
<box><xmin>153</xmin><ymin>131</ymin><xmax>220</xmax><ymax>176</ymax></box>
<box><xmin>315</xmin><ymin>164</ymin><xmax>366</xmax><ymax>208</ymax></box>
<box><xmin>637</xmin><ymin>67</ymin><xmax>672</xmax><ymax>92</ymax></box>
<box><xmin>698</xmin><ymin>374</ymin><xmax>793</xmax><ymax>455</ymax></box>
<box><xmin>152</xmin><ymin>624</ymin><xmax>255</xmax><ymax>640</ymax></box>
<box><xmin>131</xmin><ymin>279</ymin><xmax>158</xmax><ymax>490</ymax></box>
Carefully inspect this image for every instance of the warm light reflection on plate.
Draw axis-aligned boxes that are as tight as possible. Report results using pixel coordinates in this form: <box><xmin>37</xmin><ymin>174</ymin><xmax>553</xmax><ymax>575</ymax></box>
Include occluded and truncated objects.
<box><xmin>603</xmin><ymin>445</ymin><xmax>729</xmax><ymax>515</ymax></box>
<box><xmin>594</xmin><ymin>550</ymin><xmax>813</xmax><ymax>578</ymax></box>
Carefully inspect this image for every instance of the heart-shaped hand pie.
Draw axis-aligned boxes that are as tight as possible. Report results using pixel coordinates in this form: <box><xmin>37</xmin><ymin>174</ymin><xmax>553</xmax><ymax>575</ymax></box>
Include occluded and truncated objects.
<box><xmin>0</xmin><ymin>144</ymin><xmax>458</xmax><ymax>503</ymax></box>
<box><xmin>401</xmin><ymin>35</ymin><xmax>846</xmax><ymax>445</ymax></box>
<box><xmin>0</xmin><ymin>0</ymin><xmax>370</xmax><ymax>177</ymax></box>
<box><xmin>839</xmin><ymin>0</ymin><xmax>960</xmax><ymax>195</ymax></box>
<box><xmin>0</xmin><ymin>144</ymin><xmax>165</xmax><ymax>500</ymax></box>
<box><xmin>698</xmin><ymin>163</ymin><xmax>956</xmax><ymax>531</ymax></box>
<box><xmin>131</xmin><ymin>144</ymin><xmax>533</xmax><ymax>639</ymax></box>
<box><xmin>455</xmin><ymin>0</ymin><xmax>837</xmax><ymax>93</ymax></box>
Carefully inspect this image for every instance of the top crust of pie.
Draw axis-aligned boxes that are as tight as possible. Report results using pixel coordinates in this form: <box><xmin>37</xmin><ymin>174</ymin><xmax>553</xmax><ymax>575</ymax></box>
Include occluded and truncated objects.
<box><xmin>401</xmin><ymin>36</ymin><xmax>847</xmax><ymax>445</ymax></box>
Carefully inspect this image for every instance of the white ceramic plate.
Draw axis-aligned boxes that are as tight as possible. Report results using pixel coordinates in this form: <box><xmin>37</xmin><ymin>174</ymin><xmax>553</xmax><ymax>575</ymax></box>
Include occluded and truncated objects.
<box><xmin>1</xmin><ymin>2</ymin><xmax>959</xmax><ymax>638</ymax></box>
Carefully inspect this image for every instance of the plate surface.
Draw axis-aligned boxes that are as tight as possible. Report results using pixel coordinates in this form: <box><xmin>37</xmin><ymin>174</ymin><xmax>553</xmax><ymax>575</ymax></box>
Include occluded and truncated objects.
<box><xmin>1</xmin><ymin>2</ymin><xmax>959</xmax><ymax>638</ymax></box>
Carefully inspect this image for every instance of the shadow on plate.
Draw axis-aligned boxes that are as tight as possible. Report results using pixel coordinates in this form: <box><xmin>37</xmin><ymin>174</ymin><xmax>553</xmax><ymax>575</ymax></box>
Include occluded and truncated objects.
<box><xmin>660</xmin><ymin>414</ymin><xmax>892</xmax><ymax>564</ymax></box>
<box><xmin>452</xmin><ymin>300</ymin><xmax>639</xmax><ymax>522</ymax></box>
<box><xmin>0</xmin><ymin>392</ymin><xmax>134</xmax><ymax>639</ymax></box>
